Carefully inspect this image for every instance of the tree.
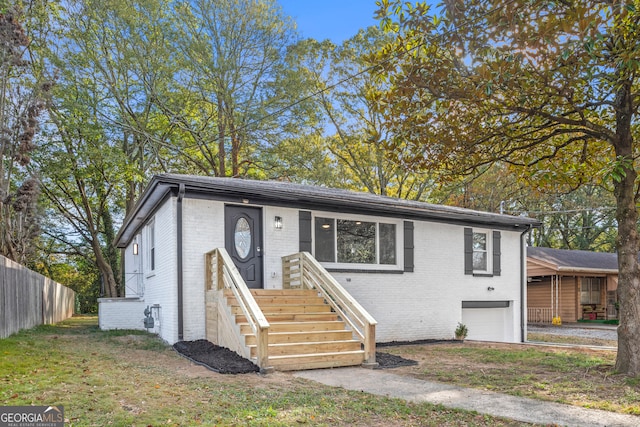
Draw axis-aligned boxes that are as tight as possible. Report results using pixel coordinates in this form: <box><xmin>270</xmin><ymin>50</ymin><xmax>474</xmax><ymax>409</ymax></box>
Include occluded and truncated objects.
<box><xmin>375</xmin><ymin>0</ymin><xmax>640</xmax><ymax>374</ymax></box>
<box><xmin>0</xmin><ymin>5</ymin><xmax>49</xmax><ymax>263</ymax></box>
<box><xmin>170</xmin><ymin>0</ymin><xmax>297</xmax><ymax>177</ymax></box>
<box><xmin>436</xmin><ymin>164</ymin><xmax>617</xmax><ymax>251</ymax></box>
<box><xmin>53</xmin><ymin>0</ymin><xmax>177</xmax><ymax>213</ymax></box>
<box><xmin>35</xmin><ymin>0</ymin><xmax>300</xmax><ymax>297</ymax></box>
<box><xmin>287</xmin><ymin>29</ymin><xmax>434</xmax><ymax>198</ymax></box>
<box><xmin>36</xmin><ymin>74</ymin><xmax>126</xmax><ymax>298</ymax></box>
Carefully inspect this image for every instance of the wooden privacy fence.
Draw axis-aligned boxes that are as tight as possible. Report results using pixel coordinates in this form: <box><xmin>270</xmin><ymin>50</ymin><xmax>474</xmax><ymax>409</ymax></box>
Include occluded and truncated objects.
<box><xmin>0</xmin><ymin>255</ymin><xmax>75</xmax><ymax>338</ymax></box>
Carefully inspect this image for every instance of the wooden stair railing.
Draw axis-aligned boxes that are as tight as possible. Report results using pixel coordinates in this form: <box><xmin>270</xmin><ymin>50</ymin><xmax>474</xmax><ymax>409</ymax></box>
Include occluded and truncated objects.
<box><xmin>281</xmin><ymin>252</ymin><xmax>378</xmax><ymax>367</ymax></box>
<box><xmin>205</xmin><ymin>248</ymin><xmax>271</xmax><ymax>371</ymax></box>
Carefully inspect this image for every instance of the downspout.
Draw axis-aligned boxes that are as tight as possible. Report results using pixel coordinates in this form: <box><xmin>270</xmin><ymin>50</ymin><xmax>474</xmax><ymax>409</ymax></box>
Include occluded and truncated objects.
<box><xmin>520</xmin><ymin>224</ymin><xmax>532</xmax><ymax>343</ymax></box>
<box><xmin>177</xmin><ymin>183</ymin><xmax>185</xmax><ymax>341</ymax></box>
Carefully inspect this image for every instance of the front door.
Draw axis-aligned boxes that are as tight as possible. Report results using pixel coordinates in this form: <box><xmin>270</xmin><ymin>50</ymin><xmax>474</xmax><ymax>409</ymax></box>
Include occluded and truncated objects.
<box><xmin>225</xmin><ymin>205</ymin><xmax>263</xmax><ymax>289</ymax></box>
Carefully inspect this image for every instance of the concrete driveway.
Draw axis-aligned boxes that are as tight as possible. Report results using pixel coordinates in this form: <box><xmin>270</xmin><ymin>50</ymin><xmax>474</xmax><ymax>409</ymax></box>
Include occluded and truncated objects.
<box><xmin>297</xmin><ymin>325</ymin><xmax>630</xmax><ymax>425</ymax></box>
<box><xmin>295</xmin><ymin>366</ymin><xmax>638</xmax><ymax>427</ymax></box>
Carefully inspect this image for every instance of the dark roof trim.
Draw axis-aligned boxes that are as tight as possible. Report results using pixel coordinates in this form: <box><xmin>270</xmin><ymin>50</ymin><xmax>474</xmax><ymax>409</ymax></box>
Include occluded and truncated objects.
<box><xmin>116</xmin><ymin>174</ymin><xmax>540</xmax><ymax>248</ymax></box>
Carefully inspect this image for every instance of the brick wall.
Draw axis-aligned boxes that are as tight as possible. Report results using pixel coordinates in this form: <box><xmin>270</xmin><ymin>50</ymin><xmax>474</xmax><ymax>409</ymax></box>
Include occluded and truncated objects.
<box><xmin>98</xmin><ymin>298</ymin><xmax>146</xmax><ymax>331</ymax></box>
<box><xmin>117</xmin><ymin>195</ymin><xmax>526</xmax><ymax>344</ymax></box>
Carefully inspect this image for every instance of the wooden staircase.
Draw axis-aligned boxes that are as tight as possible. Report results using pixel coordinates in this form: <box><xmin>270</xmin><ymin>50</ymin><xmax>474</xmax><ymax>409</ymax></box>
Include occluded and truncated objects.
<box><xmin>226</xmin><ymin>289</ymin><xmax>365</xmax><ymax>371</ymax></box>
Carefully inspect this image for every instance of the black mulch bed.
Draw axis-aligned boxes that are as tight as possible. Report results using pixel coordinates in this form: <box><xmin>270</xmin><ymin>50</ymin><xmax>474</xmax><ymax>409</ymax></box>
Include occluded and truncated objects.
<box><xmin>374</xmin><ymin>352</ymin><xmax>418</xmax><ymax>369</ymax></box>
<box><xmin>173</xmin><ymin>339</ymin><xmax>420</xmax><ymax>373</ymax></box>
<box><xmin>173</xmin><ymin>340</ymin><xmax>259</xmax><ymax>374</ymax></box>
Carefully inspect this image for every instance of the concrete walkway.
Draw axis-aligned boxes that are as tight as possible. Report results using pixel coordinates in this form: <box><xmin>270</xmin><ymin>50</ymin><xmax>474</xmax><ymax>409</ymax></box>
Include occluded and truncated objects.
<box><xmin>294</xmin><ymin>367</ymin><xmax>639</xmax><ymax>427</ymax></box>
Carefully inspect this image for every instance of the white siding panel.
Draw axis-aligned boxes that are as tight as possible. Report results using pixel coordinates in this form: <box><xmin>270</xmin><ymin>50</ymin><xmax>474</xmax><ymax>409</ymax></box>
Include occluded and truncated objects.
<box><xmin>263</xmin><ymin>206</ymin><xmax>300</xmax><ymax>289</ymax></box>
<box><xmin>181</xmin><ymin>202</ymin><xmax>301</xmax><ymax>340</ymax></box>
<box><xmin>139</xmin><ymin>198</ymin><xmax>177</xmax><ymax>343</ymax></box>
<box><xmin>117</xmin><ymin>193</ymin><xmax>525</xmax><ymax>345</ymax></box>
<box><xmin>181</xmin><ymin>198</ymin><xmax>225</xmax><ymax>341</ymax></box>
<box><xmin>331</xmin><ymin>220</ymin><xmax>523</xmax><ymax>343</ymax></box>
<box><xmin>98</xmin><ymin>298</ymin><xmax>146</xmax><ymax>331</ymax></box>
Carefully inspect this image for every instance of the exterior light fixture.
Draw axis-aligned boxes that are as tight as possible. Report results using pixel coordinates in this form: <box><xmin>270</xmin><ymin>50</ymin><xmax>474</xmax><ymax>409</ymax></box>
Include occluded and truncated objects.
<box><xmin>133</xmin><ymin>237</ymin><xmax>139</xmax><ymax>255</ymax></box>
<box><xmin>321</xmin><ymin>223</ymin><xmax>331</xmax><ymax>229</ymax></box>
<box><xmin>274</xmin><ymin>216</ymin><xmax>283</xmax><ymax>230</ymax></box>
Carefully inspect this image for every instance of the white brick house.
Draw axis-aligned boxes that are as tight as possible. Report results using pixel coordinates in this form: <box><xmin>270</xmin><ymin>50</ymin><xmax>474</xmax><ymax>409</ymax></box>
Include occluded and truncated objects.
<box><xmin>100</xmin><ymin>174</ymin><xmax>538</xmax><ymax>346</ymax></box>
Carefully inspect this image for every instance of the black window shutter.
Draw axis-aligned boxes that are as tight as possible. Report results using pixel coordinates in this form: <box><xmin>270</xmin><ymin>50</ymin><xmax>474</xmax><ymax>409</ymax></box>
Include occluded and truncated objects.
<box><xmin>464</xmin><ymin>227</ymin><xmax>473</xmax><ymax>275</ymax></box>
<box><xmin>299</xmin><ymin>211</ymin><xmax>312</xmax><ymax>252</ymax></box>
<box><xmin>403</xmin><ymin>221</ymin><xmax>414</xmax><ymax>272</ymax></box>
<box><xmin>492</xmin><ymin>230</ymin><xmax>501</xmax><ymax>276</ymax></box>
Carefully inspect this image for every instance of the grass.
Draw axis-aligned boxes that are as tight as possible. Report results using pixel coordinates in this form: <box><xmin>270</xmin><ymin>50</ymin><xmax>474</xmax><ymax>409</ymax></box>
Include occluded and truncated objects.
<box><xmin>384</xmin><ymin>341</ymin><xmax>640</xmax><ymax>415</ymax></box>
<box><xmin>527</xmin><ymin>332</ymin><xmax>617</xmax><ymax>347</ymax></box>
<box><xmin>0</xmin><ymin>317</ymin><xmax>528</xmax><ymax>426</ymax></box>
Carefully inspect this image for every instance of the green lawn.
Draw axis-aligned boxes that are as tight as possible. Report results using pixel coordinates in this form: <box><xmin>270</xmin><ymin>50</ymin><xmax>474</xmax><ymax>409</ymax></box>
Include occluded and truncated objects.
<box><xmin>385</xmin><ymin>341</ymin><xmax>639</xmax><ymax>415</ymax></box>
<box><xmin>0</xmin><ymin>317</ymin><xmax>528</xmax><ymax>426</ymax></box>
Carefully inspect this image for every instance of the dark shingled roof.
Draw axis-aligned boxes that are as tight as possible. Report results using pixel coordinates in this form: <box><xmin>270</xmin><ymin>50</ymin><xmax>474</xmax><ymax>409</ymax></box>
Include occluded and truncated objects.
<box><xmin>116</xmin><ymin>174</ymin><xmax>540</xmax><ymax>247</ymax></box>
<box><xmin>527</xmin><ymin>246</ymin><xmax>618</xmax><ymax>272</ymax></box>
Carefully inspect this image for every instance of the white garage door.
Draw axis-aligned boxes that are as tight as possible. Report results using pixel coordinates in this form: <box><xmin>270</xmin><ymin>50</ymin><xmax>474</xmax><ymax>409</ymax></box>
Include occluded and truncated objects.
<box><xmin>461</xmin><ymin>301</ymin><xmax>512</xmax><ymax>342</ymax></box>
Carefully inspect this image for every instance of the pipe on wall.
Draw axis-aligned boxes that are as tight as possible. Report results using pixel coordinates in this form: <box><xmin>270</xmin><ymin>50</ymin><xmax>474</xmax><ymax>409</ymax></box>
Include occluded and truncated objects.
<box><xmin>177</xmin><ymin>183</ymin><xmax>185</xmax><ymax>341</ymax></box>
<box><xmin>520</xmin><ymin>224</ymin><xmax>532</xmax><ymax>343</ymax></box>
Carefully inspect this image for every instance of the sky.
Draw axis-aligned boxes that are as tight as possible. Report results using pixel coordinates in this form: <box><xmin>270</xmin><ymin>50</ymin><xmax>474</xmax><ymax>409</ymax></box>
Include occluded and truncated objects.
<box><xmin>278</xmin><ymin>0</ymin><xmax>380</xmax><ymax>43</ymax></box>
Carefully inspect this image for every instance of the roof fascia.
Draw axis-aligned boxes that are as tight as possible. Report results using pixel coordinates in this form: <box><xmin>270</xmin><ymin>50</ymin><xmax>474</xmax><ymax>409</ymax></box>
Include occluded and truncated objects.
<box><xmin>115</xmin><ymin>179</ymin><xmax>173</xmax><ymax>248</ymax></box>
<box><xmin>116</xmin><ymin>175</ymin><xmax>539</xmax><ymax>247</ymax></box>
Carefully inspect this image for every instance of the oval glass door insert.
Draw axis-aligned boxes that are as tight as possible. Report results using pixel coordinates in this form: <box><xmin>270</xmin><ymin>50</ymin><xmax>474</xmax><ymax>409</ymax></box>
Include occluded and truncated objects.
<box><xmin>234</xmin><ymin>217</ymin><xmax>251</xmax><ymax>259</ymax></box>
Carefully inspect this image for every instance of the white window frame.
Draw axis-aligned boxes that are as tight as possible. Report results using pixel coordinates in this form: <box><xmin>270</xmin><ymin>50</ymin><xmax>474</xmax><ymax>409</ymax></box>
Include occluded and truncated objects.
<box><xmin>472</xmin><ymin>229</ymin><xmax>492</xmax><ymax>274</ymax></box>
<box><xmin>312</xmin><ymin>212</ymin><xmax>402</xmax><ymax>270</ymax></box>
<box><xmin>146</xmin><ymin>219</ymin><xmax>156</xmax><ymax>276</ymax></box>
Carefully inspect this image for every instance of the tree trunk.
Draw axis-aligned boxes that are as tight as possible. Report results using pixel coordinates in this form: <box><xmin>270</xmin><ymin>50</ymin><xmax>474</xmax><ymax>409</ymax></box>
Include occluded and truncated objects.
<box><xmin>613</xmin><ymin>79</ymin><xmax>640</xmax><ymax>375</ymax></box>
<box><xmin>217</xmin><ymin>97</ymin><xmax>226</xmax><ymax>177</ymax></box>
<box><xmin>101</xmin><ymin>204</ymin><xmax>121</xmax><ymax>295</ymax></box>
<box><xmin>230</xmin><ymin>123</ymin><xmax>239</xmax><ymax>177</ymax></box>
<box><xmin>94</xmin><ymin>239</ymin><xmax>118</xmax><ymax>297</ymax></box>
<box><xmin>613</xmin><ymin>166</ymin><xmax>640</xmax><ymax>375</ymax></box>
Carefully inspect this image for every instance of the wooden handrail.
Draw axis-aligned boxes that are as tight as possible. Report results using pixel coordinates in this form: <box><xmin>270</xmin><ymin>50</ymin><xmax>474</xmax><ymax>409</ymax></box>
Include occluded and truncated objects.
<box><xmin>205</xmin><ymin>248</ymin><xmax>270</xmax><ymax>370</ymax></box>
<box><xmin>282</xmin><ymin>252</ymin><xmax>378</xmax><ymax>366</ymax></box>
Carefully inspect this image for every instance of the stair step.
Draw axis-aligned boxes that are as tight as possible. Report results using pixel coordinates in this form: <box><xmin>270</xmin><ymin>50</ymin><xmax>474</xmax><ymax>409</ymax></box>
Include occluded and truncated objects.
<box><xmin>230</xmin><ymin>304</ymin><xmax>332</xmax><ymax>315</ymax></box>
<box><xmin>228</xmin><ymin>296</ymin><xmax>326</xmax><ymax>306</ymax></box>
<box><xmin>250</xmin><ymin>289</ymin><xmax>319</xmax><ymax>297</ymax></box>
<box><xmin>221</xmin><ymin>288</ymin><xmax>366</xmax><ymax>371</ymax></box>
<box><xmin>239</xmin><ymin>320</ymin><xmax>346</xmax><ymax>335</ymax></box>
<box><xmin>266</xmin><ymin>350</ymin><xmax>365</xmax><ymax>371</ymax></box>
<box><xmin>236</xmin><ymin>312</ymin><xmax>339</xmax><ymax>323</ymax></box>
<box><xmin>244</xmin><ymin>330</ymin><xmax>354</xmax><ymax>345</ymax></box>
<box><xmin>249</xmin><ymin>340</ymin><xmax>361</xmax><ymax>357</ymax></box>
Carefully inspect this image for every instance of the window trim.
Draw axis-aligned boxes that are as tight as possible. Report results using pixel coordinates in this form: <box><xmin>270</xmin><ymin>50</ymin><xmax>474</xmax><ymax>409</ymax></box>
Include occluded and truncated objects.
<box><xmin>464</xmin><ymin>227</ymin><xmax>501</xmax><ymax>277</ymax></box>
<box><xmin>580</xmin><ymin>277</ymin><xmax>602</xmax><ymax>305</ymax></box>
<box><xmin>146</xmin><ymin>219</ymin><xmax>156</xmax><ymax>276</ymax></box>
<box><xmin>472</xmin><ymin>229</ymin><xmax>491</xmax><ymax>274</ymax></box>
<box><xmin>312</xmin><ymin>212</ymin><xmax>403</xmax><ymax>271</ymax></box>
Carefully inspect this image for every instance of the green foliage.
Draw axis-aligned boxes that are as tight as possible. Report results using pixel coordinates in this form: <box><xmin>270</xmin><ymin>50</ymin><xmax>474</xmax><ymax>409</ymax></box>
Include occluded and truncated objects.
<box><xmin>454</xmin><ymin>322</ymin><xmax>468</xmax><ymax>339</ymax></box>
<box><xmin>374</xmin><ymin>0</ymin><xmax>639</xmax><ymax>185</ymax></box>
<box><xmin>375</xmin><ymin>0</ymin><xmax>640</xmax><ymax>374</ymax></box>
<box><xmin>283</xmin><ymin>27</ymin><xmax>437</xmax><ymax>199</ymax></box>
